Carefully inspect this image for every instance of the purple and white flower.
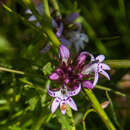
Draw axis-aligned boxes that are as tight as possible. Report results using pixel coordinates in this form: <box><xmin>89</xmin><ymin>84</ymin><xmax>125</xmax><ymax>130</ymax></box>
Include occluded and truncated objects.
<box><xmin>25</xmin><ymin>4</ymin><xmax>89</xmax><ymax>52</ymax></box>
<box><xmin>25</xmin><ymin>3</ymin><xmax>43</xmax><ymax>27</ymax></box>
<box><xmin>68</xmin><ymin>31</ymin><xmax>89</xmax><ymax>52</ymax></box>
<box><xmin>48</xmin><ymin>45</ymin><xmax>111</xmax><ymax>114</ymax></box>
<box><xmin>48</xmin><ymin>84</ymin><xmax>81</xmax><ymax>114</ymax></box>
<box><xmin>82</xmin><ymin>54</ymin><xmax>111</xmax><ymax>86</ymax></box>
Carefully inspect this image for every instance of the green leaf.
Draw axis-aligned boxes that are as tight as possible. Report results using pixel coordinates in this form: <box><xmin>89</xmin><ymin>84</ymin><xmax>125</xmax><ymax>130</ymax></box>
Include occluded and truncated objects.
<box><xmin>26</xmin><ymin>96</ymin><xmax>39</xmax><ymax>111</ymax></box>
<box><xmin>42</xmin><ymin>62</ymin><xmax>53</xmax><ymax>75</ymax></box>
<box><xmin>0</xmin><ymin>35</ymin><xmax>12</xmax><ymax>53</ymax></box>
<box><xmin>57</xmin><ymin>112</ymin><xmax>73</xmax><ymax>130</ymax></box>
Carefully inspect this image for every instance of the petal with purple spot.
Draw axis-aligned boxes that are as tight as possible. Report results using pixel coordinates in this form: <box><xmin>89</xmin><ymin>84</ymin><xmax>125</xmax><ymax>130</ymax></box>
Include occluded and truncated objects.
<box><xmin>100</xmin><ymin>63</ymin><xmax>111</xmax><ymax>70</ymax></box>
<box><xmin>51</xmin><ymin>97</ymin><xmax>60</xmax><ymax>113</ymax></box>
<box><xmin>47</xmin><ymin>85</ymin><xmax>57</xmax><ymax>97</ymax></box>
<box><xmin>93</xmin><ymin>72</ymin><xmax>99</xmax><ymax>86</ymax></box>
<box><xmin>99</xmin><ymin>70</ymin><xmax>110</xmax><ymax>80</ymax></box>
<box><xmin>59</xmin><ymin>45</ymin><xmax>70</xmax><ymax>61</ymax></box>
<box><xmin>96</xmin><ymin>55</ymin><xmax>105</xmax><ymax>62</ymax></box>
<box><xmin>68</xmin><ymin>84</ymin><xmax>81</xmax><ymax>96</ymax></box>
<box><xmin>49</xmin><ymin>72</ymin><xmax>59</xmax><ymax>80</ymax></box>
<box><xmin>67</xmin><ymin>97</ymin><xmax>77</xmax><ymax>111</ymax></box>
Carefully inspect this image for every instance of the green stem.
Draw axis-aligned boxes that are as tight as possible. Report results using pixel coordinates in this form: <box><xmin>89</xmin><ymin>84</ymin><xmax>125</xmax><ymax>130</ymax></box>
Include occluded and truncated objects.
<box><xmin>42</xmin><ymin>0</ymin><xmax>61</xmax><ymax>47</ymax></box>
<box><xmin>31</xmin><ymin>80</ymin><xmax>50</xmax><ymax>130</ymax></box>
<box><xmin>105</xmin><ymin>60</ymin><xmax>130</xmax><ymax>68</ymax></box>
<box><xmin>23</xmin><ymin>0</ymin><xmax>60</xmax><ymax>47</ymax></box>
<box><xmin>45</xmin><ymin>113</ymin><xmax>53</xmax><ymax>124</ymax></box>
<box><xmin>82</xmin><ymin>109</ymin><xmax>94</xmax><ymax>130</ymax></box>
<box><xmin>106</xmin><ymin>92</ymin><xmax>123</xmax><ymax>130</ymax></box>
<box><xmin>0</xmin><ymin>67</ymin><xmax>24</xmax><ymax>75</ymax></box>
<box><xmin>84</xmin><ymin>89</ymin><xmax>116</xmax><ymax>130</ymax></box>
<box><xmin>51</xmin><ymin>0</ymin><xmax>61</xmax><ymax>17</ymax></box>
<box><xmin>67</xmin><ymin>105</ymin><xmax>76</xmax><ymax>130</ymax></box>
<box><xmin>95</xmin><ymin>85</ymin><xmax>126</xmax><ymax>97</ymax></box>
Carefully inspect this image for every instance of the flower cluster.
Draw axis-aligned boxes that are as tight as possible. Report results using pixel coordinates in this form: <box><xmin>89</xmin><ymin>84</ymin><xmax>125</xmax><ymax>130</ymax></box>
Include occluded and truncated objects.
<box><xmin>25</xmin><ymin>3</ymin><xmax>89</xmax><ymax>52</ymax></box>
<box><xmin>48</xmin><ymin>45</ymin><xmax>111</xmax><ymax>114</ymax></box>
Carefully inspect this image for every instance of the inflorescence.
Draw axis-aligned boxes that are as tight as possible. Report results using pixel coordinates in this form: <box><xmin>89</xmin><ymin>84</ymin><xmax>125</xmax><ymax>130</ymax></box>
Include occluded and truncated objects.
<box><xmin>48</xmin><ymin>45</ymin><xmax>111</xmax><ymax>114</ymax></box>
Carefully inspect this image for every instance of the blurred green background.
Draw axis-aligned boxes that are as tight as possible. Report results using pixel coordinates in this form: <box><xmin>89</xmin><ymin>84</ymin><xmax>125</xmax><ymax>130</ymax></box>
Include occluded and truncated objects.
<box><xmin>0</xmin><ymin>0</ymin><xmax>130</xmax><ymax>130</ymax></box>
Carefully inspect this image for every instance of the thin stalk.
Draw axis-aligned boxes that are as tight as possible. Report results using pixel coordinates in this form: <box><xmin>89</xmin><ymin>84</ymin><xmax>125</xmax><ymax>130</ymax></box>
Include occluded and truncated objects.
<box><xmin>45</xmin><ymin>113</ymin><xmax>53</xmax><ymax>124</ymax></box>
<box><xmin>0</xmin><ymin>67</ymin><xmax>24</xmax><ymax>75</ymax></box>
<box><xmin>84</xmin><ymin>89</ymin><xmax>116</xmax><ymax>130</ymax></box>
<box><xmin>42</xmin><ymin>0</ymin><xmax>61</xmax><ymax>47</ymax></box>
<box><xmin>95</xmin><ymin>85</ymin><xmax>126</xmax><ymax>97</ymax></box>
<box><xmin>106</xmin><ymin>92</ymin><xmax>123</xmax><ymax>130</ymax></box>
<box><xmin>2</xmin><ymin>3</ymin><xmax>47</xmax><ymax>39</ymax></box>
<box><xmin>66</xmin><ymin>105</ymin><xmax>76</xmax><ymax>130</ymax></box>
<box><xmin>23</xmin><ymin>0</ymin><xmax>60</xmax><ymax>47</ymax></box>
<box><xmin>51</xmin><ymin>0</ymin><xmax>61</xmax><ymax>17</ymax></box>
<box><xmin>105</xmin><ymin>60</ymin><xmax>130</xmax><ymax>68</ymax></box>
<box><xmin>31</xmin><ymin>80</ymin><xmax>50</xmax><ymax>130</ymax></box>
<box><xmin>82</xmin><ymin>109</ymin><xmax>94</xmax><ymax>130</ymax></box>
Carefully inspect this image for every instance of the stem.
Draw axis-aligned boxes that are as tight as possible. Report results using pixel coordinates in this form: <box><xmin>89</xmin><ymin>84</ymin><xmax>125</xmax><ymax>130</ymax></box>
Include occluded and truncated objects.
<box><xmin>0</xmin><ymin>67</ymin><xmax>24</xmax><ymax>75</ymax></box>
<box><xmin>66</xmin><ymin>105</ymin><xmax>76</xmax><ymax>130</ymax></box>
<box><xmin>82</xmin><ymin>109</ymin><xmax>94</xmax><ymax>130</ymax></box>
<box><xmin>106</xmin><ymin>92</ymin><xmax>123</xmax><ymax>130</ymax></box>
<box><xmin>95</xmin><ymin>85</ymin><xmax>126</xmax><ymax>97</ymax></box>
<box><xmin>105</xmin><ymin>60</ymin><xmax>130</xmax><ymax>68</ymax></box>
<box><xmin>84</xmin><ymin>89</ymin><xmax>116</xmax><ymax>130</ymax></box>
<box><xmin>31</xmin><ymin>80</ymin><xmax>50</xmax><ymax>130</ymax></box>
<box><xmin>42</xmin><ymin>0</ymin><xmax>61</xmax><ymax>47</ymax></box>
<box><xmin>51</xmin><ymin>0</ymin><xmax>61</xmax><ymax>17</ymax></box>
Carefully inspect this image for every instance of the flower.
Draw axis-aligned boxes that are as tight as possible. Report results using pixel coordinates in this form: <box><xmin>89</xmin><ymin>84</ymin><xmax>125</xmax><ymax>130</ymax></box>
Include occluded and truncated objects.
<box><xmin>68</xmin><ymin>31</ymin><xmax>89</xmax><ymax>52</ymax></box>
<box><xmin>48</xmin><ymin>45</ymin><xmax>111</xmax><ymax>114</ymax></box>
<box><xmin>81</xmin><ymin>54</ymin><xmax>111</xmax><ymax>86</ymax></box>
<box><xmin>47</xmin><ymin>84</ymin><xmax>81</xmax><ymax>114</ymax></box>
<box><xmin>49</xmin><ymin>45</ymin><xmax>110</xmax><ymax>89</ymax></box>
<box><xmin>25</xmin><ymin>4</ymin><xmax>89</xmax><ymax>52</ymax></box>
<box><xmin>25</xmin><ymin>3</ymin><xmax>43</xmax><ymax>27</ymax></box>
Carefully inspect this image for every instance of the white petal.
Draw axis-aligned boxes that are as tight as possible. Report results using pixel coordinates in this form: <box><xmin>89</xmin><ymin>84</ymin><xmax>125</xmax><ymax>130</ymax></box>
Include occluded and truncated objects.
<box><xmin>51</xmin><ymin>97</ymin><xmax>60</xmax><ymax>113</ymax></box>
<box><xmin>67</xmin><ymin>97</ymin><xmax>77</xmax><ymax>111</ymax></box>
<box><xmin>28</xmin><ymin>15</ymin><xmax>36</xmax><ymax>21</ymax></box>
<box><xmin>25</xmin><ymin>9</ymin><xmax>32</xmax><ymax>14</ymax></box>
<box><xmin>93</xmin><ymin>72</ymin><xmax>99</xmax><ymax>86</ymax></box>
<box><xmin>36</xmin><ymin>22</ymin><xmax>41</xmax><ymax>27</ymax></box>
<box><xmin>99</xmin><ymin>70</ymin><xmax>110</xmax><ymax>80</ymax></box>
<box><xmin>100</xmin><ymin>63</ymin><xmax>111</xmax><ymax>70</ymax></box>
<box><xmin>96</xmin><ymin>55</ymin><xmax>105</xmax><ymax>62</ymax></box>
<box><xmin>82</xmin><ymin>63</ymin><xmax>97</xmax><ymax>74</ymax></box>
<box><xmin>47</xmin><ymin>85</ymin><xmax>59</xmax><ymax>97</ymax></box>
<box><xmin>68</xmin><ymin>84</ymin><xmax>81</xmax><ymax>96</ymax></box>
<box><xmin>60</xmin><ymin>101</ymin><xmax>66</xmax><ymax>114</ymax></box>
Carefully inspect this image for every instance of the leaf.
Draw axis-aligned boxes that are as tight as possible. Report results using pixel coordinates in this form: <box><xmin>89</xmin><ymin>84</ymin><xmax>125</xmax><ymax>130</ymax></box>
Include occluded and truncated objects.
<box><xmin>42</xmin><ymin>62</ymin><xmax>53</xmax><ymax>75</ymax></box>
<box><xmin>0</xmin><ymin>35</ymin><xmax>12</xmax><ymax>53</ymax></box>
<box><xmin>26</xmin><ymin>96</ymin><xmax>39</xmax><ymax>111</ymax></box>
<box><xmin>57</xmin><ymin>112</ymin><xmax>73</xmax><ymax>130</ymax></box>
